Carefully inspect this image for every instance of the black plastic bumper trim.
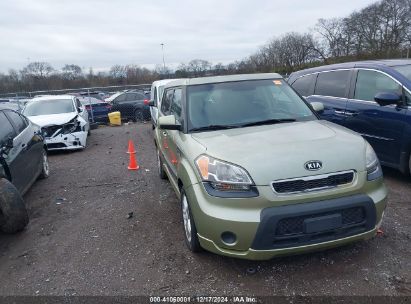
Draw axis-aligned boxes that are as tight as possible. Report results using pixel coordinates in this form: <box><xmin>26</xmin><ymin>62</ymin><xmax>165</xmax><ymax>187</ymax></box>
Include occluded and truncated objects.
<box><xmin>251</xmin><ymin>194</ymin><xmax>377</xmax><ymax>250</ymax></box>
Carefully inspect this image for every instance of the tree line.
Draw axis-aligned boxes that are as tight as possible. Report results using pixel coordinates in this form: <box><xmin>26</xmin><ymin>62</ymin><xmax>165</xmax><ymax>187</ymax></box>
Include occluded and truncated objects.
<box><xmin>0</xmin><ymin>0</ymin><xmax>410</xmax><ymax>95</ymax></box>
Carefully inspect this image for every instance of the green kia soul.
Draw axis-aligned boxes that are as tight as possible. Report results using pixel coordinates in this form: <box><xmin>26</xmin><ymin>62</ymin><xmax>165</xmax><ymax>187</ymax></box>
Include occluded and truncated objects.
<box><xmin>153</xmin><ymin>73</ymin><xmax>387</xmax><ymax>260</ymax></box>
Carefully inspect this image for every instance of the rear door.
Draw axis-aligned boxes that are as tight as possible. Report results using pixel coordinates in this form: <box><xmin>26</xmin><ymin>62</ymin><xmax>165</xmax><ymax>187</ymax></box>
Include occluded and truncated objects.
<box><xmin>307</xmin><ymin>70</ymin><xmax>352</xmax><ymax>125</ymax></box>
<box><xmin>344</xmin><ymin>69</ymin><xmax>407</xmax><ymax>165</ymax></box>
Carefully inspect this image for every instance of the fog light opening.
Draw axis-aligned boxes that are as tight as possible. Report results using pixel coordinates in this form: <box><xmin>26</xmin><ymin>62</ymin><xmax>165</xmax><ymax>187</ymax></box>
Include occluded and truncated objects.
<box><xmin>221</xmin><ymin>231</ymin><xmax>237</xmax><ymax>246</ymax></box>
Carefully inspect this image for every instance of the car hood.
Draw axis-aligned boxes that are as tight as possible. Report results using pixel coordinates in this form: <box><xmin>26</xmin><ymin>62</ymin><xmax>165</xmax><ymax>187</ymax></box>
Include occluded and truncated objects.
<box><xmin>190</xmin><ymin>120</ymin><xmax>366</xmax><ymax>185</ymax></box>
<box><xmin>27</xmin><ymin>112</ymin><xmax>78</xmax><ymax>127</ymax></box>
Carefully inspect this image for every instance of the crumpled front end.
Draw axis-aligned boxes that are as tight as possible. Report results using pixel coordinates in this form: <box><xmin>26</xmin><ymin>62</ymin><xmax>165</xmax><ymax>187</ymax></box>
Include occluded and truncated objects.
<box><xmin>42</xmin><ymin>116</ymin><xmax>88</xmax><ymax>150</ymax></box>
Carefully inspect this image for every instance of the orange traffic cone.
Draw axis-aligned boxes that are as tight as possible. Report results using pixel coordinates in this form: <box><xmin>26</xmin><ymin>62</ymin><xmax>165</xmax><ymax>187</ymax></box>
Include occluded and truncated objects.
<box><xmin>127</xmin><ymin>140</ymin><xmax>139</xmax><ymax>170</ymax></box>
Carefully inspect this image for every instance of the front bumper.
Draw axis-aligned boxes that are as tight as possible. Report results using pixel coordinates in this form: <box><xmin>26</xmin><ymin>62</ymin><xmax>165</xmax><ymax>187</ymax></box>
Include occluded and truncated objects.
<box><xmin>185</xmin><ymin>172</ymin><xmax>387</xmax><ymax>260</ymax></box>
<box><xmin>45</xmin><ymin>131</ymin><xmax>87</xmax><ymax>150</ymax></box>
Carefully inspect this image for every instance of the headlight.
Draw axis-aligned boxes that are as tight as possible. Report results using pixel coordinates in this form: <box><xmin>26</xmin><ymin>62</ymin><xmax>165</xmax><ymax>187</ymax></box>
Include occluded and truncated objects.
<box><xmin>365</xmin><ymin>142</ymin><xmax>382</xmax><ymax>181</ymax></box>
<box><xmin>195</xmin><ymin>155</ymin><xmax>254</xmax><ymax>192</ymax></box>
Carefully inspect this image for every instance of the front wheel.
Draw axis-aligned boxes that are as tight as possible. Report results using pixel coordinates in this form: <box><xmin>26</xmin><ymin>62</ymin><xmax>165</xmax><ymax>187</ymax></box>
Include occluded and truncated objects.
<box><xmin>181</xmin><ymin>190</ymin><xmax>202</xmax><ymax>252</ymax></box>
<box><xmin>0</xmin><ymin>178</ymin><xmax>29</xmax><ymax>233</ymax></box>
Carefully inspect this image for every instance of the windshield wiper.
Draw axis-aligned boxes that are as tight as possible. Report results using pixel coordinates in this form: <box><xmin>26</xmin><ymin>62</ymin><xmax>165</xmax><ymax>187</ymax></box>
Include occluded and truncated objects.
<box><xmin>240</xmin><ymin>118</ymin><xmax>296</xmax><ymax>127</ymax></box>
<box><xmin>190</xmin><ymin>125</ymin><xmax>241</xmax><ymax>132</ymax></box>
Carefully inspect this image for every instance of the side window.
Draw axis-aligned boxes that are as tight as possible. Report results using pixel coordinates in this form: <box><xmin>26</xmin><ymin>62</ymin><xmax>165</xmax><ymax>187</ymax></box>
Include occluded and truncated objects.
<box><xmin>170</xmin><ymin>88</ymin><xmax>183</xmax><ymax>122</ymax></box>
<box><xmin>75</xmin><ymin>98</ymin><xmax>82</xmax><ymax>108</ymax></box>
<box><xmin>354</xmin><ymin>70</ymin><xmax>402</xmax><ymax>102</ymax></box>
<box><xmin>5</xmin><ymin>110</ymin><xmax>27</xmax><ymax>134</ymax></box>
<box><xmin>0</xmin><ymin>112</ymin><xmax>16</xmax><ymax>145</ymax></box>
<box><xmin>405</xmin><ymin>89</ymin><xmax>411</xmax><ymax>106</ymax></box>
<box><xmin>114</xmin><ymin>94</ymin><xmax>127</xmax><ymax>103</ymax></box>
<box><xmin>161</xmin><ymin>89</ymin><xmax>174</xmax><ymax>115</ymax></box>
<box><xmin>126</xmin><ymin>93</ymin><xmax>137</xmax><ymax>101</ymax></box>
<box><xmin>136</xmin><ymin>93</ymin><xmax>146</xmax><ymax>100</ymax></box>
<box><xmin>292</xmin><ymin>74</ymin><xmax>317</xmax><ymax>96</ymax></box>
<box><xmin>314</xmin><ymin>70</ymin><xmax>350</xmax><ymax>98</ymax></box>
<box><xmin>151</xmin><ymin>87</ymin><xmax>157</xmax><ymax>106</ymax></box>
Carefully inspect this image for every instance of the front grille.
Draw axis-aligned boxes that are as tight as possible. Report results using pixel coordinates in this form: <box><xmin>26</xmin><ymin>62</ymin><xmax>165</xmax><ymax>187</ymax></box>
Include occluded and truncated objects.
<box><xmin>276</xmin><ymin>207</ymin><xmax>365</xmax><ymax>236</ymax></box>
<box><xmin>272</xmin><ymin>171</ymin><xmax>354</xmax><ymax>194</ymax></box>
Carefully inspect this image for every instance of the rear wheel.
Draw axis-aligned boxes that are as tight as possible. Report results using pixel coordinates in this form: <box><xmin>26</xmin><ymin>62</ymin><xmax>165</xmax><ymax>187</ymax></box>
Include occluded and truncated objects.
<box><xmin>0</xmin><ymin>178</ymin><xmax>29</xmax><ymax>233</ymax></box>
<box><xmin>181</xmin><ymin>190</ymin><xmax>202</xmax><ymax>252</ymax></box>
<box><xmin>134</xmin><ymin>110</ymin><xmax>144</xmax><ymax>122</ymax></box>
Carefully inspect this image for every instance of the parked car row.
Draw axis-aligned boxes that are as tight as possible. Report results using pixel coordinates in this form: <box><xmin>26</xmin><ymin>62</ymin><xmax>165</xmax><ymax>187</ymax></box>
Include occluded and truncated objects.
<box><xmin>0</xmin><ymin>94</ymin><xmax>92</xmax><ymax>233</ymax></box>
<box><xmin>150</xmin><ymin>73</ymin><xmax>387</xmax><ymax>260</ymax></box>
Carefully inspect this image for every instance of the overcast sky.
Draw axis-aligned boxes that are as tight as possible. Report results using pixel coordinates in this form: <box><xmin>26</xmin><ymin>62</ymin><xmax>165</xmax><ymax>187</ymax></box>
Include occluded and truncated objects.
<box><xmin>0</xmin><ymin>0</ymin><xmax>377</xmax><ymax>73</ymax></box>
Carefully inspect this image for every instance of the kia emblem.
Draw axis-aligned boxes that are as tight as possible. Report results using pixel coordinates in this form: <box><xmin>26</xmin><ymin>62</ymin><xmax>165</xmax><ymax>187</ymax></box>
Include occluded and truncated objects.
<box><xmin>305</xmin><ymin>160</ymin><xmax>322</xmax><ymax>171</ymax></box>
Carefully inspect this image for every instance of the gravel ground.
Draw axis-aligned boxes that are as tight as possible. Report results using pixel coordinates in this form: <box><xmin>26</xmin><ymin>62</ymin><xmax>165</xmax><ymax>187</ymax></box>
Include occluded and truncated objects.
<box><xmin>0</xmin><ymin>123</ymin><xmax>410</xmax><ymax>296</ymax></box>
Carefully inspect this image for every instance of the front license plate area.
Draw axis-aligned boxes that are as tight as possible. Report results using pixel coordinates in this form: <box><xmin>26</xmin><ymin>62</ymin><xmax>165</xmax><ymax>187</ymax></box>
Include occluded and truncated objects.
<box><xmin>303</xmin><ymin>213</ymin><xmax>342</xmax><ymax>234</ymax></box>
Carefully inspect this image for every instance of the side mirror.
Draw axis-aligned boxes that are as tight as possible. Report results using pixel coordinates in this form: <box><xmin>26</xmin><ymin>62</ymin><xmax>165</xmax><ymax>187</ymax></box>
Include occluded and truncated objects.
<box><xmin>78</xmin><ymin>107</ymin><xmax>83</xmax><ymax>113</ymax></box>
<box><xmin>374</xmin><ymin>92</ymin><xmax>401</xmax><ymax>106</ymax></box>
<box><xmin>158</xmin><ymin>115</ymin><xmax>182</xmax><ymax>131</ymax></box>
<box><xmin>310</xmin><ymin>101</ymin><xmax>324</xmax><ymax>113</ymax></box>
<box><xmin>148</xmin><ymin>100</ymin><xmax>155</xmax><ymax>107</ymax></box>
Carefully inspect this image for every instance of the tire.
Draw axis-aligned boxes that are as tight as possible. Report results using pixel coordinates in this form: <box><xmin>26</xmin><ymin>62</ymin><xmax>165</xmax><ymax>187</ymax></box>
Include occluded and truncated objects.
<box><xmin>134</xmin><ymin>110</ymin><xmax>144</xmax><ymax>122</ymax></box>
<box><xmin>0</xmin><ymin>178</ymin><xmax>29</xmax><ymax>233</ymax></box>
<box><xmin>157</xmin><ymin>147</ymin><xmax>167</xmax><ymax>180</ymax></box>
<box><xmin>39</xmin><ymin>149</ymin><xmax>50</xmax><ymax>179</ymax></box>
<box><xmin>181</xmin><ymin>190</ymin><xmax>202</xmax><ymax>253</ymax></box>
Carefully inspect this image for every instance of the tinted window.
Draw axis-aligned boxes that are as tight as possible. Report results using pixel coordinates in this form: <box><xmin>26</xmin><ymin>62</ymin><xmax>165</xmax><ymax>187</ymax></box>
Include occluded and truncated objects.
<box><xmin>5</xmin><ymin>110</ymin><xmax>27</xmax><ymax>133</ymax></box>
<box><xmin>170</xmin><ymin>88</ymin><xmax>183</xmax><ymax>122</ymax></box>
<box><xmin>405</xmin><ymin>89</ymin><xmax>411</xmax><ymax>106</ymax></box>
<box><xmin>392</xmin><ymin>64</ymin><xmax>411</xmax><ymax>81</ymax></box>
<box><xmin>292</xmin><ymin>74</ymin><xmax>317</xmax><ymax>96</ymax></box>
<box><xmin>0</xmin><ymin>112</ymin><xmax>16</xmax><ymax>145</ymax></box>
<box><xmin>161</xmin><ymin>89</ymin><xmax>174</xmax><ymax>115</ymax></box>
<box><xmin>126</xmin><ymin>93</ymin><xmax>137</xmax><ymax>101</ymax></box>
<box><xmin>136</xmin><ymin>93</ymin><xmax>146</xmax><ymax>100</ymax></box>
<box><xmin>75</xmin><ymin>98</ymin><xmax>82</xmax><ymax>108</ymax></box>
<box><xmin>314</xmin><ymin>70</ymin><xmax>350</xmax><ymax>98</ymax></box>
<box><xmin>354</xmin><ymin>70</ymin><xmax>402</xmax><ymax>102</ymax></box>
<box><xmin>151</xmin><ymin>87</ymin><xmax>158</xmax><ymax>106</ymax></box>
<box><xmin>114</xmin><ymin>94</ymin><xmax>127</xmax><ymax>103</ymax></box>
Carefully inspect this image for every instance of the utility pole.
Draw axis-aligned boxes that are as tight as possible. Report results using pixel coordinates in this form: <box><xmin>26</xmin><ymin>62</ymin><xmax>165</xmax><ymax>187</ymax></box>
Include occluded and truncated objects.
<box><xmin>160</xmin><ymin>43</ymin><xmax>166</xmax><ymax>73</ymax></box>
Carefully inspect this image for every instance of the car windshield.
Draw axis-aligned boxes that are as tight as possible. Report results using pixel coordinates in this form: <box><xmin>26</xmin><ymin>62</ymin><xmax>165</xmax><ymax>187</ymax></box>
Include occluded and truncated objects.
<box><xmin>23</xmin><ymin>99</ymin><xmax>75</xmax><ymax>116</ymax></box>
<box><xmin>392</xmin><ymin>65</ymin><xmax>411</xmax><ymax>81</ymax></box>
<box><xmin>187</xmin><ymin>79</ymin><xmax>316</xmax><ymax>132</ymax></box>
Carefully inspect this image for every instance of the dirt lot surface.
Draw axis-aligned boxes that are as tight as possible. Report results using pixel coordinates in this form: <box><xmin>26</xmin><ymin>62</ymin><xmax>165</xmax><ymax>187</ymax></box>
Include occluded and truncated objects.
<box><xmin>0</xmin><ymin>123</ymin><xmax>410</xmax><ymax>296</ymax></box>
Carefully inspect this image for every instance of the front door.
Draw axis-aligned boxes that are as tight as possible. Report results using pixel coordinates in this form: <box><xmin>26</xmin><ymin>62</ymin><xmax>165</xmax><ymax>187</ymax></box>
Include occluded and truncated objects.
<box><xmin>344</xmin><ymin>69</ymin><xmax>407</xmax><ymax>165</ymax></box>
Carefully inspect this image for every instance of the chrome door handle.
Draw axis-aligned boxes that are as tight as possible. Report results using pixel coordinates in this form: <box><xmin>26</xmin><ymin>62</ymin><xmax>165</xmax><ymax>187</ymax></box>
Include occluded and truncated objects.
<box><xmin>334</xmin><ymin>110</ymin><xmax>346</xmax><ymax>115</ymax></box>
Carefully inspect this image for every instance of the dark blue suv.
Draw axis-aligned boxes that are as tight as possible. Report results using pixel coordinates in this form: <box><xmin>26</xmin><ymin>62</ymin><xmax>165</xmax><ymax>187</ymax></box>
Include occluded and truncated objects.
<box><xmin>288</xmin><ymin>60</ymin><xmax>411</xmax><ymax>175</ymax></box>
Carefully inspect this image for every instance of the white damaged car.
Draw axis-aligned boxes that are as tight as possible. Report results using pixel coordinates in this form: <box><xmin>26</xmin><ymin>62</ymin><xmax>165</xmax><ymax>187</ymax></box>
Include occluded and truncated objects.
<box><xmin>23</xmin><ymin>95</ymin><xmax>90</xmax><ymax>150</ymax></box>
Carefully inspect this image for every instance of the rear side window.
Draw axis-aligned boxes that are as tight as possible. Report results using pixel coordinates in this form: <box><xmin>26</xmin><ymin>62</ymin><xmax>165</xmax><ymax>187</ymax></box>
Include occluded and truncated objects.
<box><xmin>114</xmin><ymin>94</ymin><xmax>127</xmax><ymax>103</ymax></box>
<box><xmin>314</xmin><ymin>70</ymin><xmax>350</xmax><ymax>98</ymax></box>
<box><xmin>161</xmin><ymin>89</ymin><xmax>174</xmax><ymax>115</ymax></box>
<box><xmin>292</xmin><ymin>74</ymin><xmax>317</xmax><ymax>96</ymax></box>
<box><xmin>5</xmin><ymin>110</ymin><xmax>27</xmax><ymax>134</ymax></box>
<box><xmin>354</xmin><ymin>70</ymin><xmax>402</xmax><ymax>102</ymax></box>
<box><xmin>0</xmin><ymin>112</ymin><xmax>16</xmax><ymax>145</ymax></box>
<box><xmin>170</xmin><ymin>88</ymin><xmax>183</xmax><ymax>122</ymax></box>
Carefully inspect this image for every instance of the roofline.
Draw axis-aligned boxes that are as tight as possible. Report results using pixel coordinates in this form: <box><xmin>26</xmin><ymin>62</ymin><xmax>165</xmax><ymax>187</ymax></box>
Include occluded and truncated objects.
<box><xmin>163</xmin><ymin>73</ymin><xmax>283</xmax><ymax>88</ymax></box>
